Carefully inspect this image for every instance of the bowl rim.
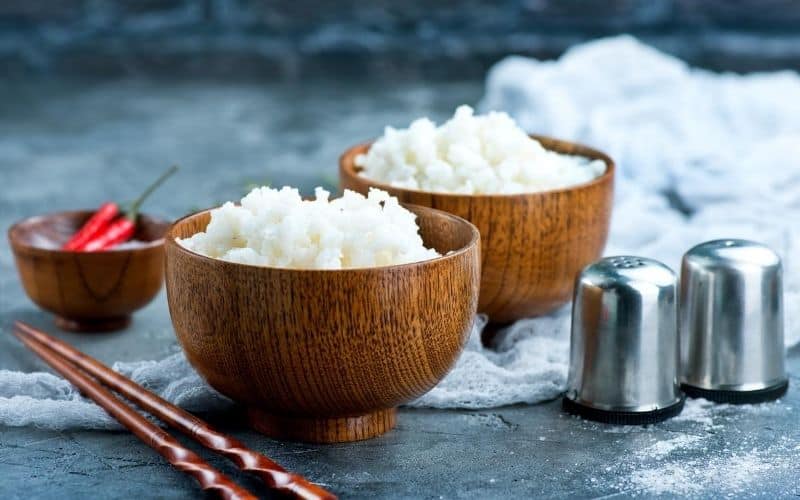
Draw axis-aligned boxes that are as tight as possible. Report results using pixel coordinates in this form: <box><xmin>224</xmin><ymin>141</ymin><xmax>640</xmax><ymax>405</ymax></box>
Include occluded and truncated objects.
<box><xmin>166</xmin><ymin>202</ymin><xmax>480</xmax><ymax>273</ymax></box>
<box><xmin>339</xmin><ymin>133</ymin><xmax>615</xmax><ymax>199</ymax></box>
<box><xmin>8</xmin><ymin>209</ymin><xmax>170</xmax><ymax>256</ymax></box>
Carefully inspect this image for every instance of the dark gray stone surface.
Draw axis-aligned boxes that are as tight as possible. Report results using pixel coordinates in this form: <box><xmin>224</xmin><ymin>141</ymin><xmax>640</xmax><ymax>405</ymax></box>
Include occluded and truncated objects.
<box><xmin>2</xmin><ymin>1</ymin><xmax>800</xmax><ymax>78</ymax></box>
<box><xmin>1</xmin><ymin>78</ymin><xmax>799</xmax><ymax>499</ymax></box>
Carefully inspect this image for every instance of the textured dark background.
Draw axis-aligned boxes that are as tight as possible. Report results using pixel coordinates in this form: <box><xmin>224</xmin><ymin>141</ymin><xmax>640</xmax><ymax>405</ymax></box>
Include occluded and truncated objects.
<box><xmin>3</xmin><ymin>0</ymin><xmax>800</xmax><ymax>79</ymax></box>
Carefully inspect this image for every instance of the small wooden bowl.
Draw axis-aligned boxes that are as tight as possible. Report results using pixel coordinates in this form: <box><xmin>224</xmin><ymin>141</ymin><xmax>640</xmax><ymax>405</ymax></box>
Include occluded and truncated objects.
<box><xmin>8</xmin><ymin>211</ymin><xmax>170</xmax><ymax>332</ymax></box>
<box><xmin>340</xmin><ymin>135</ymin><xmax>615</xmax><ymax>323</ymax></box>
<box><xmin>165</xmin><ymin>204</ymin><xmax>480</xmax><ymax>443</ymax></box>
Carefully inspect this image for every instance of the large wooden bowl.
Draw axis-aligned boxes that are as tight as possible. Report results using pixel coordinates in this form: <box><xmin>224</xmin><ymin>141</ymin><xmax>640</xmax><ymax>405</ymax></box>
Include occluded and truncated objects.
<box><xmin>8</xmin><ymin>211</ymin><xmax>170</xmax><ymax>332</ymax></box>
<box><xmin>165</xmin><ymin>204</ymin><xmax>480</xmax><ymax>443</ymax></box>
<box><xmin>340</xmin><ymin>135</ymin><xmax>614</xmax><ymax>323</ymax></box>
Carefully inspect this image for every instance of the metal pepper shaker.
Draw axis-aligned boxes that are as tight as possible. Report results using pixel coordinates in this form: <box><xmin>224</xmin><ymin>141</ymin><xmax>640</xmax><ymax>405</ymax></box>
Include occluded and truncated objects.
<box><xmin>563</xmin><ymin>256</ymin><xmax>684</xmax><ymax>424</ymax></box>
<box><xmin>680</xmin><ymin>239</ymin><xmax>788</xmax><ymax>403</ymax></box>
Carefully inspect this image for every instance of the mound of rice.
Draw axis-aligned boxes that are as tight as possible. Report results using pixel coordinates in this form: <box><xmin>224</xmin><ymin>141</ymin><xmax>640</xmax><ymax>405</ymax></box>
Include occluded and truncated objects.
<box><xmin>355</xmin><ymin>105</ymin><xmax>606</xmax><ymax>194</ymax></box>
<box><xmin>177</xmin><ymin>186</ymin><xmax>441</xmax><ymax>269</ymax></box>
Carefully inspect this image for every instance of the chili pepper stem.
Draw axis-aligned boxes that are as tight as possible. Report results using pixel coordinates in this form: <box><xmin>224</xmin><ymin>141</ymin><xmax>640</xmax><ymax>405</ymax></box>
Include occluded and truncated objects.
<box><xmin>78</xmin><ymin>165</ymin><xmax>178</xmax><ymax>251</ymax></box>
<box><xmin>125</xmin><ymin>164</ymin><xmax>179</xmax><ymax>221</ymax></box>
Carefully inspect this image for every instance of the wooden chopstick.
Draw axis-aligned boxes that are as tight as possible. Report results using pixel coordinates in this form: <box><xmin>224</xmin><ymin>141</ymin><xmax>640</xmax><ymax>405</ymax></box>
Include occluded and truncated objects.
<box><xmin>14</xmin><ymin>321</ymin><xmax>335</xmax><ymax>500</ymax></box>
<box><xmin>13</xmin><ymin>329</ymin><xmax>257</xmax><ymax>500</ymax></box>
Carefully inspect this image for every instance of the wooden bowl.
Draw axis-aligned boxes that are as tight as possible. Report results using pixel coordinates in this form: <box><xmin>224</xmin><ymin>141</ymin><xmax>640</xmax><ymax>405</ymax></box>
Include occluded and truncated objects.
<box><xmin>165</xmin><ymin>204</ymin><xmax>480</xmax><ymax>443</ymax></box>
<box><xmin>340</xmin><ymin>135</ymin><xmax>615</xmax><ymax>323</ymax></box>
<box><xmin>8</xmin><ymin>211</ymin><xmax>170</xmax><ymax>332</ymax></box>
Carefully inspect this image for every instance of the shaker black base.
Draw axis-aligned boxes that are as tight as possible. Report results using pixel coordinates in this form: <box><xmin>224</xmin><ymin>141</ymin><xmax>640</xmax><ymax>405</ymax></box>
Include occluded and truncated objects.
<box><xmin>562</xmin><ymin>396</ymin><xmax>685</xmax><ymax>425</ymax></box>
<box><xmin>681</xmin><ymin>380</ymin><xmax>788</xmax><ymax>404</ymax></box>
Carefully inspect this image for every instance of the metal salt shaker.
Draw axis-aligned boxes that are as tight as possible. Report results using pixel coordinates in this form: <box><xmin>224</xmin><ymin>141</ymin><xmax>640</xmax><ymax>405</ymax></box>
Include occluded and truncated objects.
<box><xmin>680</xmin><ymin>239</ymin><xmax>788</xmax><ymax>403</ymax></box>
<box><xmin>564</xmin><ymin>256</ymin><xmax>684</xmax><ymax>424</ymax></box>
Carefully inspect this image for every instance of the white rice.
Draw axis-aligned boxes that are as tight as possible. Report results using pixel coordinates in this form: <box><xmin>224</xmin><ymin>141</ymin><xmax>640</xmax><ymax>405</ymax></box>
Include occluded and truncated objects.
<box><xmin>177</xmin><ymin>186</ymin><xmax>441</xmax><ymax>269</ymax></box>
<box><xmin>355</xmin><ymin>105</ymin><xmax>606</xmax><ymax>194</ymax></box>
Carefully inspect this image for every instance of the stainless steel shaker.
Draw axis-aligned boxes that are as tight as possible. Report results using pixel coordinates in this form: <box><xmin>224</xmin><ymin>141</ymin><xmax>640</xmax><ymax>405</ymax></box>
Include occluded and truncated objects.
<box><xmin>680</xmin><ymin>239</ymin><xmax>788</xmax><ymax>403</ymax></box>
<box><xmin>564</xmin><ymin>256</ymin><xmax>684</xmax><ymax>424</ymax></box>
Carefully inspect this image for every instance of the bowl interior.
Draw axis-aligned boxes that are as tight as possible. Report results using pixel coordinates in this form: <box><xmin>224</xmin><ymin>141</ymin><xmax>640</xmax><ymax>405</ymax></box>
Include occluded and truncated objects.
<box><xmin>10</xmin><ymin>211</ymin><xmax>170</xmax><ymax>251</ymax></box>
<box><xmin>170</xmin><ymin>204</ymin><xmax>478</xmax><ymax>264</ymax></box>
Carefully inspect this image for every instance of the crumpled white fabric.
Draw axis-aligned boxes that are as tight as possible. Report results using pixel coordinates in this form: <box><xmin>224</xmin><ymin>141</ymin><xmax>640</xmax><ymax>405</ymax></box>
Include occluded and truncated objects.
<box><xmin>408</xmin><ymin>314</ymin><xmax>572</xmax><ymax>408</ymax></box>
<box><xmin>0</xmin><ymin>352</ymin><xmax>230</xmax><ymax>430</ymax></box>
<box><xmin>1</xmin><ymin>36</ymin><xmax>799</xmax><ymax>428</ymax></box>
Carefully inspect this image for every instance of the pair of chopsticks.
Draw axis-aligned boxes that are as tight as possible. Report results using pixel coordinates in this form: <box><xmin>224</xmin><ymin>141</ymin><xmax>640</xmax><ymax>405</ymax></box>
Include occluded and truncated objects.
<box><xmin>13</xmin><ymin>321</ymin><xmax>336</xmax><ymax>500</ymax></box>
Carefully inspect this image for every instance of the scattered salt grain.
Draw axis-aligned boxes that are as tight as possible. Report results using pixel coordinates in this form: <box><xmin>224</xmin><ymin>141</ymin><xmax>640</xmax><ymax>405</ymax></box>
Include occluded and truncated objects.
<box><xmin>585</xmin><ymin>398</ymin><xmax>797</xmax><ymax>497</ymax></box>
<box><xmin>635</xmin><ymin>434</ymin><xmax>704</xmax><ymax>460</ymax></box>
<box><xmin>626</xmin><ymin>449</ymin><xmax>782</xmax><ymax>496</ymax></box>
<box><xmin>672</xmin><ymin>398</ymin><xmax>724</xmax><ymax>429</ymax></box>
<box><xmin>356</xmin><ymin>105</ymin><xmax>606</xmax><ymax>195</ymax></box>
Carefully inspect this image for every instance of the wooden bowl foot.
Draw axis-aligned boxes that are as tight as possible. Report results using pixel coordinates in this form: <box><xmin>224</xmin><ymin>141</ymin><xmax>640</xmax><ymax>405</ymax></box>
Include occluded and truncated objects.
<box><xmin>247</xmin><ymin>408</ymin><xmax>397</xmax><ymax>443</ymax></box>
<box><xmin>55</xmin><ymin>315</ymin><xmax>131</xmax><ymax>333</ymax></box>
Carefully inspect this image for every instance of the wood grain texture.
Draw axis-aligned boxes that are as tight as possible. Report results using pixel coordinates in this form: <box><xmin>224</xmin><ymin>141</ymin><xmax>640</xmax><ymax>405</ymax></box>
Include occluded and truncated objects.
<box><xmin>8</xmin><ymin>211</ymin><xmax>169</xmax><ymax>332</ymax></box>
<box><xmin>14</xmin><ymin>321</ymin><xmax>336</xmax><ymax>500</ymax></box>
<box><xmin>248</xmin><ymin>407</ymin><xmax>397</xmax><ymax>444</ymax></box>
<box><xmin>340</xmin><ymin>135</ymin><xmax>615</xmax><ymax>323</ymax></box>
<box><xmin>13</xmin><ymin>330</ymin><xmax>258</xmax><ymax>500</ymax></box>
<box><xmin>165</xmin><ymin>205</ymin><xmax>480</xmax><ymax>443</ymax></box>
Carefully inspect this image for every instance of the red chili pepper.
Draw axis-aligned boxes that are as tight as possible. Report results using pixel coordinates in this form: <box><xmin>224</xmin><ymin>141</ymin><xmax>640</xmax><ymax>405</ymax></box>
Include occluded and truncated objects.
<box><xmin>63</xmin><ymin>202</ymin><xmax>120</xmax><ymax>250</ymax></box>
<box><xmin>82</xmin><ymin>218</ymin><xmax>136</xmax><ymax>251</ymax></box>
<box><xmin>81</xmin><ymin>165</ymin><xmax>178</xmax><ymax>252</ymax></box>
